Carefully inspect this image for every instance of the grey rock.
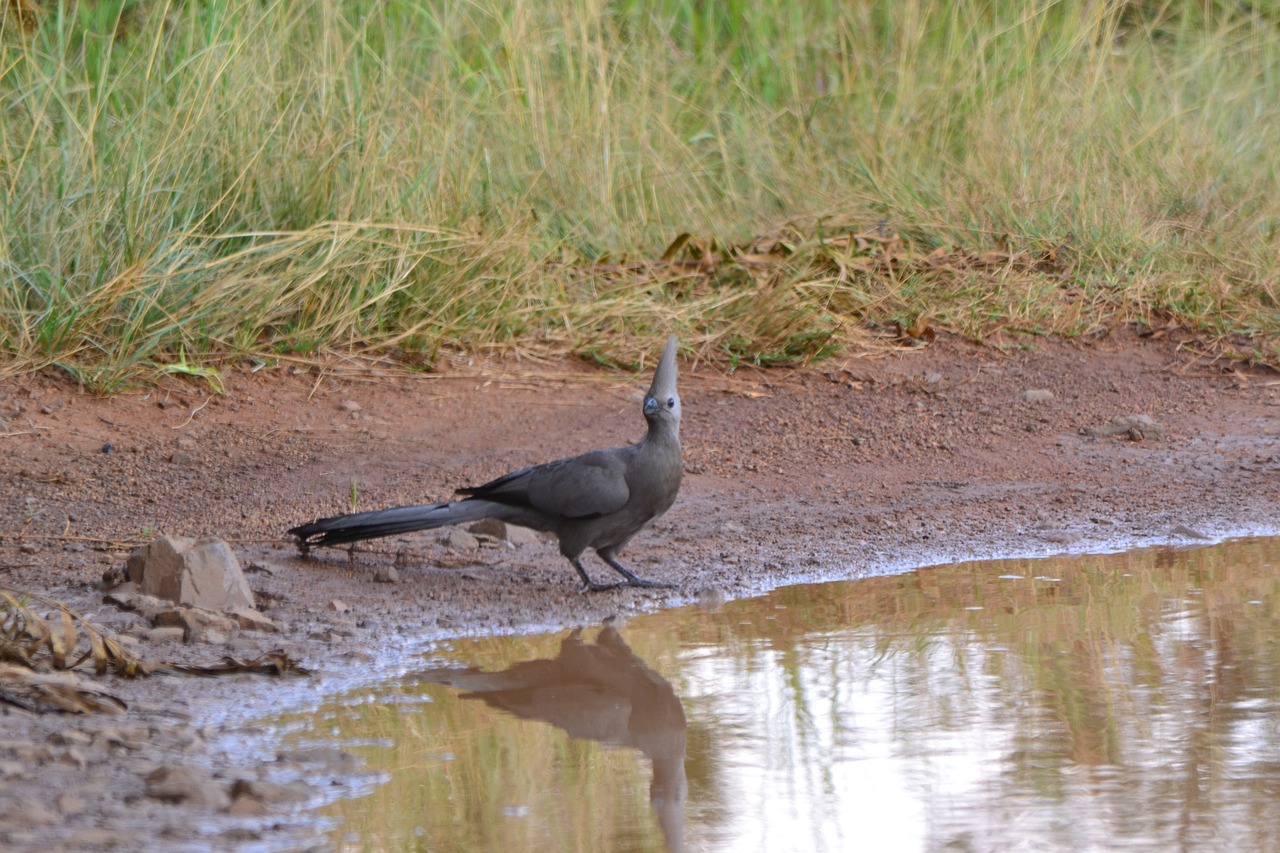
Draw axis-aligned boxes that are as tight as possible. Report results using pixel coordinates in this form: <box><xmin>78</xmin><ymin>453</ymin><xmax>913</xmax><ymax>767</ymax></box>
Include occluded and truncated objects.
<box><xmin>373</xmin><ymin>565</ymin><xmax>400</xmax><ymax>584</ymax></box>
<box><xmin>126</xmin><ymin>535</ymin><xmax>255</xmax><ymax>611</ymax></box>
<box><xmin>326</xmin><ymin>599</ymin><xmax>350</xmax><ymax>613</ymax></box>
<box><xmin>1021</xmin><ymin>389</ymin><xmax>1054</xmax><ymax>403</ymax></box>
<box><xmin>168</xmin><ymin>451</ymin><xmax>195</xmax><ymax>465</ymax></box>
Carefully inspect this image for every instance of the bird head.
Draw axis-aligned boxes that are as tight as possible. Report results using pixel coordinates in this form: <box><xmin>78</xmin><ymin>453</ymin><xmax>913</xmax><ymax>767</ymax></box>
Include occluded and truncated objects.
<box><xmin>643</xmin><ymin>336</ymin><xmax>681</xmax><ymax>429</ymax></box>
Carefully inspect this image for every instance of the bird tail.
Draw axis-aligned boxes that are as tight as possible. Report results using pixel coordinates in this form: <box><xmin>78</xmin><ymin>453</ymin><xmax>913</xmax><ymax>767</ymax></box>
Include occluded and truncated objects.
<box><xmin>289</xmin><ymin>500</ymin><xmax>500</xmax><ymax>550</ymax></box>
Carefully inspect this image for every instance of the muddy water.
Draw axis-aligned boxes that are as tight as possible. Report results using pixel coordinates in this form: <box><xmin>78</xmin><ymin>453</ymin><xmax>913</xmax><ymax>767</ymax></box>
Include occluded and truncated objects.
<box><xmin>288</xmin><ymin>538</ymin><xmax>1280</xmax><ymax>852</ymax></box>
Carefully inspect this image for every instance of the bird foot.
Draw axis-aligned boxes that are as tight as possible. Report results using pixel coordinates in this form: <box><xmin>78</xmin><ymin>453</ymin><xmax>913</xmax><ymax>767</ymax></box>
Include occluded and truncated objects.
<box><xmin>579</xmin><ymin>580</ymin><xmax>625</xmax><ymax>593</ymax></box>
<box><xmin>625</xmin><ymin>577</ymin><xmax>676</xmax><ymax>589</ymax></box>
<box><xmin>578</xmin><ymin>577</ymin><xmax>674</xmax><ymax>593</ymax></box>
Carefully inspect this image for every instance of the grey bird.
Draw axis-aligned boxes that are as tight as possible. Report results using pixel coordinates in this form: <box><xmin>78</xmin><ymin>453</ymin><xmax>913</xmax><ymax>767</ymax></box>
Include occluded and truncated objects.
<box><xmin>289</xmin><ymin>336</ymin><xmax>683</xmax><ymax>591</ymax></box>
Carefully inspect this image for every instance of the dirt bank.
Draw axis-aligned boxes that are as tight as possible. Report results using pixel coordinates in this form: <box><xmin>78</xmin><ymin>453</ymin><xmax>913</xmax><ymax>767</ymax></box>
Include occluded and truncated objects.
<box><xmin>2</xmin><ymin>329</ymin><xmax>1279</xmax><ymax>850</ymax></box>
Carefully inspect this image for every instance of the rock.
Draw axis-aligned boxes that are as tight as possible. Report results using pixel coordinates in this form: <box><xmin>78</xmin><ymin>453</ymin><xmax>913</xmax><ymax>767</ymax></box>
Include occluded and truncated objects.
<box><xmin>229</xmin><ymin>778</ymin><xmax>314</xmax><ymax>806</ymax></box>
<box><xmin>18</xmin><ymin>543</ymin><xmax>38</xmax><ymax>555</ymax></box>
<box><xmin>145</xmin><ymin>765</ymin><xmax>232</xmax><ymax>810</ymax></box>
<box><xmin>154</xmin><ymin>607</ymin><xmax>238</xmax><ymax>644</ymax></box>
<box><xmin>327</xmin><ymin>599</ymin><xmax>350</xmax><ymax>614</ymax></box>
<box><xmin>146</xmin><ymin>625</ymin><xmax>186</xmax><ymax>643</ymax></box>
<box><xmin>695</xmin><ymin>587</ymin><xmax>727</xmax><ymax>612</ymax></box>
<box><xmin>1171</xmin><ymin>524</ymin><xmax>1210</xmax><ymax>540</ymax></box>
<box><xmin>56</xmin><ymin>792</ymin><xmax>87</xmax><ymax>817</ymax></box>
<box><xmin>168</xmin><ymin>451</ymin><xmax>195</xmax><ymax>465</ymax></box>
<box><xmin>275</xmin><ymin>746</ymin><xmax>362</xmax><ymax>771</ymax></box>
<box><xmin>0</xmin><ymin>796</ymin><xmax>56</xmax><ymax>828</ymax></box>
<box><xmin>504</xmin><ymin>525</ymin><xmax>543</xmax><ymax>547</ymax></box>
<box><xmin>339</xmin><ymin>399</ymin><xmax>362</xmax><ymax>413</ymax></box>
<box><xmin>373</xmin><ymin>565</ymin><xmax>400</xmax><ymax>584</ymax></box>
<box><xmin>125</xmin><ymin>535</ymin><xmax>255</xmax><ymax>611</ymax></box>
<box><xmin>229</xmin><ymin>608</ymin><xmax>278</xmax><ymax>633</ymax></box>
<box><xmin>467</xmin><ymin>518</ymin><xmax>507</xmax><ymax>539</ymax></box>
<box><xmin>441</xmin><ymin>528</ymin><xmax>479</xmax><ymax>551</ymax></box>
<box><xmin>100</xmin><ymin>566</ymin><xmax>128</xmax><ymax>588</ymax></box>
<box><xmin>1021</xmin><ymin>389</ymin><xmax>1054</xmax><ymax>403</ymax></box>
<box><xmin>1081</xmin><ymin>414</ymin><xmax>1164</xmax><ymax>441</ymax></box>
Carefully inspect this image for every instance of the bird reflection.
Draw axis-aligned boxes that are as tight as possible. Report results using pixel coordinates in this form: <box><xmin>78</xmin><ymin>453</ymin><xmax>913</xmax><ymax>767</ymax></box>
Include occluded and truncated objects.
<box><xmin>413</xmin><ymin>623</ymin><xmax>687</xmax><ymax>852</ymax></box>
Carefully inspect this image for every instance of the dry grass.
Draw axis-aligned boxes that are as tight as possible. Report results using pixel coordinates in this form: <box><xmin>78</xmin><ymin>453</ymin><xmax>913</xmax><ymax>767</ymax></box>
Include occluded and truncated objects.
<box><xmin>2</xmin><ymin>0</ymin><xmax>1279</xmax><ymax>389</ymax></box>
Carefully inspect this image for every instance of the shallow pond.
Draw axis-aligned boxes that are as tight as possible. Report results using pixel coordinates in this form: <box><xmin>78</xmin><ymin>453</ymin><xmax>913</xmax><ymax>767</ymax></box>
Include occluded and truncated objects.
<box><xmin>287</xmin><ymin>537</ymin><xmax>1280</xmax><ymax>852</ymax></box>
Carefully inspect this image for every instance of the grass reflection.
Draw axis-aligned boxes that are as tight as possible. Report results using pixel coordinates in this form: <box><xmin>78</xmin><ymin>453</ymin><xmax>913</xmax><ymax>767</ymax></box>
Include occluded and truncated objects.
<box><xmin>300</xmin><ymin>537</ymin><xmax>1280</xmax><ymax>852</ymax></box>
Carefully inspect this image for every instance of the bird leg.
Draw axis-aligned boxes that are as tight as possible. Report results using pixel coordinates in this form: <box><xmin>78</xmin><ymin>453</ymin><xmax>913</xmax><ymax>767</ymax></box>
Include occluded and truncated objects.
<box><xmin>597</xmin><ymin>550</ymin><xmax>675</xmax><ymax>589</ymax></box>
<box><xmin>569</xmin><ymin>558</ymin><xmax>626</xmax><ymax>593</ymax></box>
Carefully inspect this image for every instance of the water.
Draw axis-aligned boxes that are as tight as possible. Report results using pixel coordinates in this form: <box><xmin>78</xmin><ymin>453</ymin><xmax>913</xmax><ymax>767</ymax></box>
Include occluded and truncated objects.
<box><xmin>285</xmin><ymin>537</ymin><xmax>1280</xmax><ymax>852</ymax></box>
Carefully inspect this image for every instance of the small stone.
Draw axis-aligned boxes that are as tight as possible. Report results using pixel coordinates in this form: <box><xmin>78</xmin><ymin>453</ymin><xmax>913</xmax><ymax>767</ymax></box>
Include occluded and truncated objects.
<box><xmin>275</xmin><ymin>746</ymin><xmax>362</xmax><ymax>771</ymax></box>
<box><xmin>48</xmin><ymin>730</ymin><xmax>93</xmax><ymax>747</ymax></box>
<box><xmin>230</xmin><ymin>778</ymin><xmax>314</xmax><ymax>806</ymax></box>
<box><xmin>147</xmin><ymin>626</ymin><xmax>186</xmax><ymax>644</ymax></box>
<box><xmin>373</xmin><ymin>565</ymin><xmax>400</xmax><ymax>584</ymax></box>
<box><xmin>339</xmin><ymin>399</ymin><xmax>362</xmax><ymax>413</ymax></box>
<box><xmin>504</xmin><ymin>525</ymin><xmax>543</xmax><ymax>547</ymax></box>
<box><xmin>146</xmin><ymin>765</ymin><xmax>232</xmax><ymax>810</ymax></box>
<box><xmin>696</xmin><ymin>588</ymin><xmax>727</xmax><ymax>611</ymax></box>
<box><xmin>0</xmin><ymin>797</ymin><xmax>56</xmax><ymax>828</ymax></box>
<box><xmin>468</xmin><ymin>518</ymin><xmax>507</xmax><ymax>539</ymax></box>
<box><xmin>226</xmin><ymin>795</ymin><xmax>267</xmax><ymax>816</ymax></box>
<box><xmin>168</xmin><ymin>451</ymin><xmax>195</xmax><ymax>465</ymax></box>
<box><xmin>327</xmin><ymin>599</ymin><xmax>350</xmax><ymax>613</ymax></box>
<box><xmin>229</xmin><ymin>608</ymin><xmax>278</xmax><ymax>633</ymax></box>
<box><xmin>56</xmin><ymin>792</ymin><xmax>87</xmax><ymax>817</ymax></box>
<box><xmin>1021</xmin><ymin>389</ymin><xmax>1054</xmax><ymax>403</ymax></box>
<box><xmin>154</xmin><ymin>607</ymin><xmax>238</xmax><ymax>643</ymax></box>
<box><xmin>441</xmin><ymin>528</ymin><xmax>479</xmax><ymax>551</ymax></box>
<box><xmin>18</xmin><ymin>543</ymin><xmax>38</xmax><ymax>555</ymax></box>
<box><xmin>101</xmin><ymin>566</ymin><xmax>129</xmax><ymax>588</ymax></box>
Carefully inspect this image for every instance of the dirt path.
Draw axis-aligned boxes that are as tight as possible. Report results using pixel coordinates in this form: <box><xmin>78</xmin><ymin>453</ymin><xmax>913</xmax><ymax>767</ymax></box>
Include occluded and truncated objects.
<box><xmin>2</xmin><ymin>330</ymin><xmax>1279</xmax><ymax>849</ymax></box>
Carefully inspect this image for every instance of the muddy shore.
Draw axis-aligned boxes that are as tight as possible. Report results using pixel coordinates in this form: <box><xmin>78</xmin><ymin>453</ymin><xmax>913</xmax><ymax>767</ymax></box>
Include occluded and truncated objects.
<box><xmin>2</xmin><ymin>330</ymin><xmax>1279</xmax><ymax>850</ymax></box>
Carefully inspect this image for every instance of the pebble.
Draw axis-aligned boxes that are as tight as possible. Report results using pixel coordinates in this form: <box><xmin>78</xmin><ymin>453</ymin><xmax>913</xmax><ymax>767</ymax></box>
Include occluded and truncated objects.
<box><xmin>374</xmin><ymin>565</ymin><xmax>400</xmax><ymax>584</ymax></box>
<box><xmin>441</xmin><ymin>528</ymin><xmax>479</xmax><ymax>551</ymax></box>
<box><xmin>145</xmin><ymin>765</ymin><xmax>232</xmax><ymax>810</ymax></box>
<box><xmin>1022</xmin><ymin>389</ymin><xmax>1054</xmax><ymax>403</ymax></box>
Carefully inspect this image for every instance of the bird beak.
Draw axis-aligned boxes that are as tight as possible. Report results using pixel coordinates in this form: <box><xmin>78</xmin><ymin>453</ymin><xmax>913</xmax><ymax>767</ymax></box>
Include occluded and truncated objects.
<box><xmin>644</xmin><ymin>396</ymin><xmax>660</xmax><ymax>416</ymax></box>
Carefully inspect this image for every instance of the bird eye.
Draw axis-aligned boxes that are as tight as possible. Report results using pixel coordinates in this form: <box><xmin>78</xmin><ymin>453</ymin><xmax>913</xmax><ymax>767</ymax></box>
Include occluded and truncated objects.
<box><xmin>667</xmin><ymin>397</ymin><xmax>676</xmax><ymax>408</ymax></box>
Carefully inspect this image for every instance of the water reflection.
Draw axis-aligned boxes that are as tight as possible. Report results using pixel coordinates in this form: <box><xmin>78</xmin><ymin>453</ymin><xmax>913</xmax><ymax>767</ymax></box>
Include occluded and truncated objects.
<box><xmin>410</xmin><ymin>625</ymin><xmax>687</xmax><ymax>852</ymax></box>
<box><xmin>295</xmin><ymin>537</ymin><xmax>1280</xmax><ymax>852</ymax></box>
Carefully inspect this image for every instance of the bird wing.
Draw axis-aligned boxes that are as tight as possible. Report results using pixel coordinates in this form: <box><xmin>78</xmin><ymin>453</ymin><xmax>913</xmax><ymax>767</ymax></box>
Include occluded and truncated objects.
<box><xmin>459</xmin><ymin>449</ymin><xmax>631</xmax><ymax>519</ymax></box>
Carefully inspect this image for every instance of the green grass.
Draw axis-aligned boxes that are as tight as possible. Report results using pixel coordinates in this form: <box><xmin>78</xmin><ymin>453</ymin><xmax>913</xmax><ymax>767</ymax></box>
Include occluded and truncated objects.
<box><xmin>2</xmin><ymin>0</ymin><xmax>1279</xmax><ymax>388</ymax></box>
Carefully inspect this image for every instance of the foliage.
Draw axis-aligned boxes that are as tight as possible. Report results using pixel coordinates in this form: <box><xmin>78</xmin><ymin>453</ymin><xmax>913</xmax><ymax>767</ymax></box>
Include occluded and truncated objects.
<box><xmin>2</xmin><ymin>0</ymin><xmax>1279</xmax><ymax>384</ymax></box>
